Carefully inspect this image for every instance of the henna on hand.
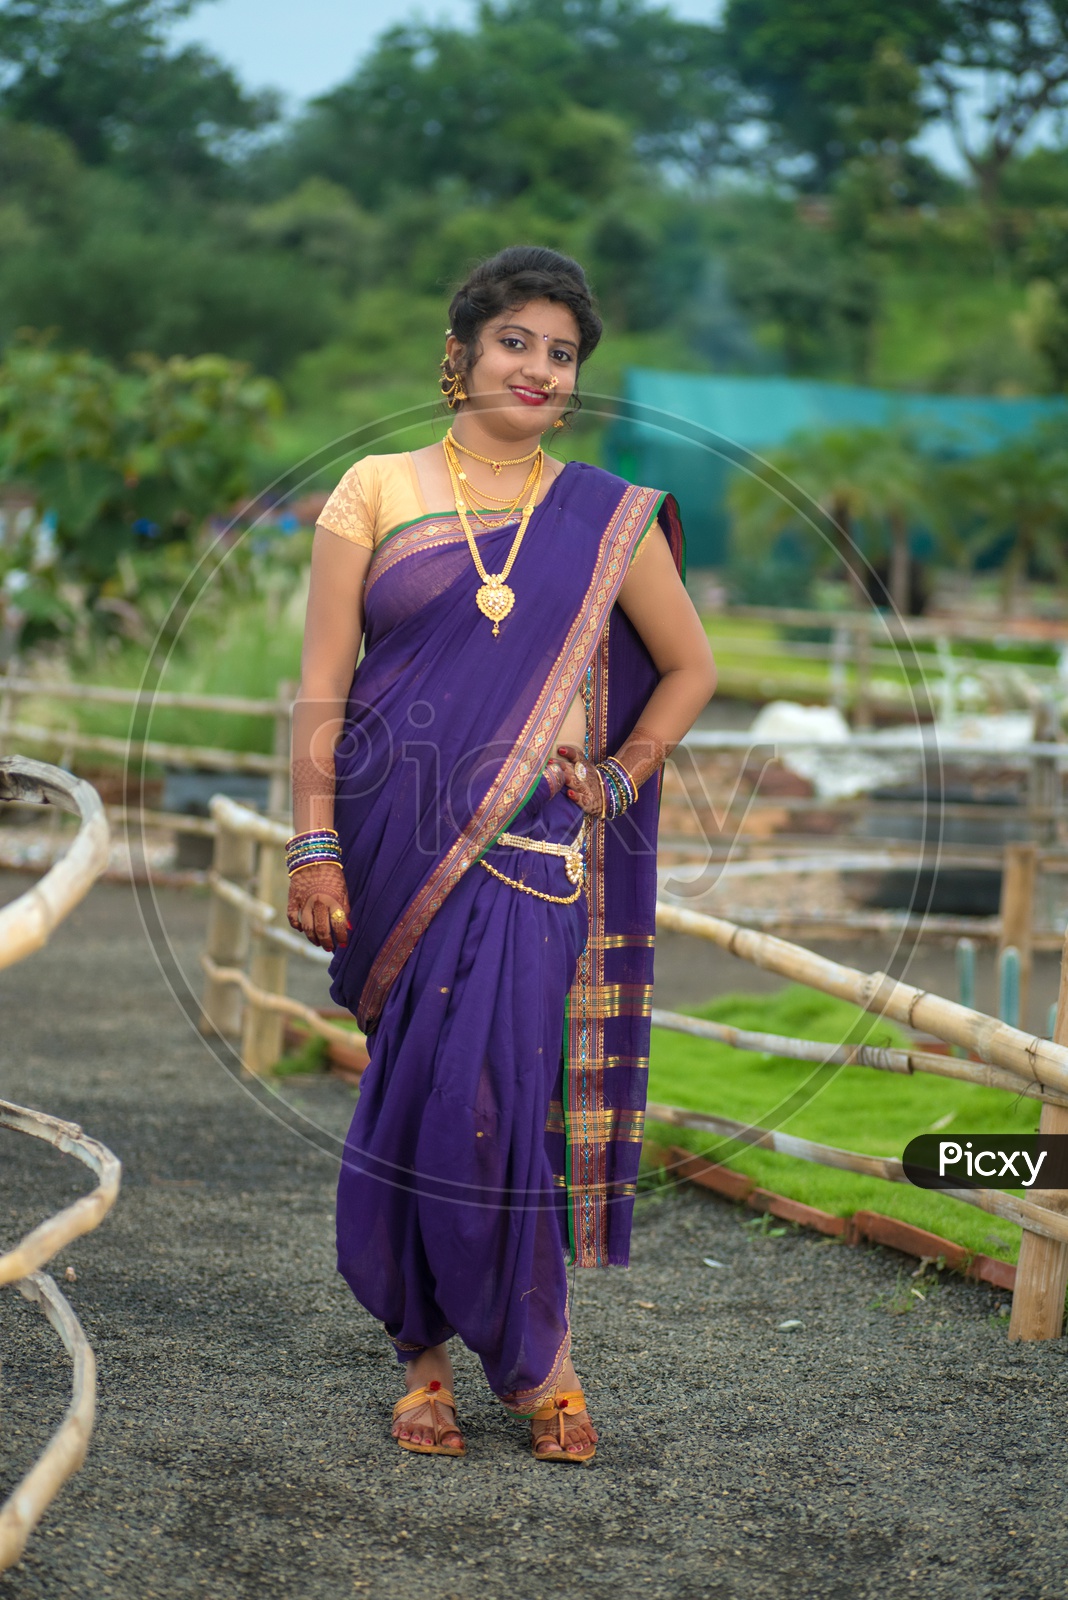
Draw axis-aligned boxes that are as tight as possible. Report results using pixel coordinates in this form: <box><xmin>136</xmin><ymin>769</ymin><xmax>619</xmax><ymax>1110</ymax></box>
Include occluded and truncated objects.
<box><xmin>554</xmin><ymin>744</ymin><xmax>605</xmax><ymax>815</ymax></box>
<box><xmin>610</xmin><ymin>722</ymin><xmax>671</xmax><ymax>792</ymax></box>
<box><xmin>555</xmin><ymin>723</ymin><xmax>671</xmax><ymax>818</ymax></box>
<box><xmin>287</xmin><ymin>861</ymin><xmax>350</xmax><ymax>952</ymax></box>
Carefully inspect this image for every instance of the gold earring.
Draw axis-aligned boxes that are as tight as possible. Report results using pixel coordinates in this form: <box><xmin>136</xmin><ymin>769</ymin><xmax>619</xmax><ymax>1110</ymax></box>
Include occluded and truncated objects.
<box><xmin>439</xmin><ymin>357</ymin><xmax>467</xmax><ymax>406</ymax></box>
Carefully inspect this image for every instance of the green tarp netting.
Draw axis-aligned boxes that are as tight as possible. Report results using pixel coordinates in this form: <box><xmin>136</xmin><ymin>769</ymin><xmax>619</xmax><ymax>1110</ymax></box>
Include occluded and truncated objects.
<box><xmin>604</xmin><ymin>369</ymin><xmax>1068</xmax><ymax>568</ymax></box>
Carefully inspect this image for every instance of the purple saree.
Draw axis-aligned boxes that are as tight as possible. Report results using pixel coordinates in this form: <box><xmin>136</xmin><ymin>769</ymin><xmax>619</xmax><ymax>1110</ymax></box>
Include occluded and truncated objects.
<box><xmin>330</xmin><ymin>461</ymin><xmax>684</xmax><ymax>1410</ymax></box>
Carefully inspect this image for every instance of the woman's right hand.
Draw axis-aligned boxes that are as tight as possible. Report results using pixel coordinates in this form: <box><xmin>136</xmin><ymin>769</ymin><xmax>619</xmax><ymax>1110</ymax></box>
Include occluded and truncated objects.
<box><xmin>287</xmin><ymin>862</ymin><xmax>351</xmax><ymax>952</ymax></box>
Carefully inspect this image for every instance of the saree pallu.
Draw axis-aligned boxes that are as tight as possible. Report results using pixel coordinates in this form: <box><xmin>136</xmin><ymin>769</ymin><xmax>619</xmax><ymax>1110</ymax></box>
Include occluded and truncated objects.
<box><xmin>329</xmin><ymin>461</ymin><xmax>684</xmax><ymax>1407</ymax></box>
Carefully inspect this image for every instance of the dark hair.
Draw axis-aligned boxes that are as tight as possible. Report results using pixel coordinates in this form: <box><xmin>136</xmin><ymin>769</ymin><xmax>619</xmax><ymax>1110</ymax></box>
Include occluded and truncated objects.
<box><xmin>444</xmin><ymin>246</ymin><xmax>602</xmax><ymax>394</ymax></box>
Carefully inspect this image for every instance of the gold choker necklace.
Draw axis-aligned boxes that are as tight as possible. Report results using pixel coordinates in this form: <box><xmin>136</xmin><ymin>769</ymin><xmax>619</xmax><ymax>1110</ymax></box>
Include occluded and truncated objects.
<box><xmin>447</xmin><ymin>427</ymin><xmax>541</xmax><ymax>476</ymax></box>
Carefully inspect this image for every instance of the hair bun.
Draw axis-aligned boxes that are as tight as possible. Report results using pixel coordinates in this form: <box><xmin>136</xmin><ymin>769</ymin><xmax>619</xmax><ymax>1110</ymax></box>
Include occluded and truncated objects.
<box><xmin>447</xmin><ymin>246</ymin><xmax>602</xmax><ymax>374</ymax></box>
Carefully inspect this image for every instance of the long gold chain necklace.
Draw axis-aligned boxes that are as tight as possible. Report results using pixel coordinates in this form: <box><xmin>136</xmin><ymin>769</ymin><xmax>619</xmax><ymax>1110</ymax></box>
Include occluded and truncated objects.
<box><xmin>444</xmin><ymin>443</ymin><xmax>544</xmax><ymax>634</ymax></box>
<box><xmin>447</xmin><ymin>427</ymin><xmax>540</xmax><ymax>476</ymax></box>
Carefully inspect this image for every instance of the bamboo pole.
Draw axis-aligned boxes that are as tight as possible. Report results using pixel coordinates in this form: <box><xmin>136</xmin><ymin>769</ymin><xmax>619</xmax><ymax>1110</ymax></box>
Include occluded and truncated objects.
<box><xmin>0</xmin><ymin>677</ymin><xmax>284</xmax><ymax>715</ymax></box>
<box><xmin>209</xmin><ymin>793</ymin><xmax>289</xmax><ymax>846</ymax></box>
<box><xmin>0</xmin><ymin>760</ymin><xmax>110</xmax><ymax>970</ymax></box>
<box><xmin>647</xmin><ymin>1101</ymin><xmax>1068</xmax><ymax>1244</ymax></box>
<box><xmin>0</xmin><ymin>1102</ymin><xmax>122</xmax><ymax>1286</ymax></box>
<box><xmin>1009</xmin><ymin>926</ymin><xmax>1068</xmax><ymax>1341</ymax></box>
<box><xmin>853</xmin><ymin>621</ymin><xmax>872</xmax><ymax>731</ymax></box>
<box><xmin>240</xmin><ymin>840</ymin><xmax>290</xmax><ymax>1074</ymax></box>
<box><xmin>199</xmin><ymin>819</ymin><xmax>256</xmax><ymax>1038</ymax></box>
<box><xmin>0</xmin><ymin>1273</ymin><xmax>96</xmax><ymax>1574</ymax></box>
<box><xmin>725</xmin><ymin>603</ymin><xmax>1068</xmax><ymax>646</ymax></box>
<box><xmin>267</xmin><ymin>679</ymin><xmax>295</xmax><ymax>820</ymax></box>
<box><xmin>200</xmin><ymin>954</ymin><xmax>364</xmax><ymax>1054</ymax></box>
<box><xmin>0</xmin><ymin>757</ymin><xmax>119</xmax><ymax>1567</ymax></box>
<box><xmin>7</xmin><ymin>721</ymin><xmax>286</xmax><ymax>774</ymax></box>
<box><xmin>654</xmin><ymin>900</ymin><xmax>1068</xmax><ymax>1093</ymax></box>
<box><xmin>0</xmin><ymin>662</ymin><xmax>22</xmax><ymax>759</ymax></box>
<box><xmin>649</xmin><ymin>1007</ymin><xmax>1068</xmax><ymax>1109</ymax></box>
<box><xmin>206</xmin><ymin>870</ymin><xmax>327</xmax><ymax>959</ymax></box>
<box><xmin>998</xmin><ymin>842</ymin><xmax>1037</xmax><ymax>1026</ymax></box>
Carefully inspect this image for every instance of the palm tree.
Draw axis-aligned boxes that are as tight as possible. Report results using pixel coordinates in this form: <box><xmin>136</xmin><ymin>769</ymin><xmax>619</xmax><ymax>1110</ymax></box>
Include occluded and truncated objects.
<box><xmin>727</xmin><ymin>423</ymin><xmax>937</xmax><ymax>616</ymax></box>
<box><xmin>936</xmin><ymin>424</ymin><xmax>1068</xmax><ymax>617</ymax></box>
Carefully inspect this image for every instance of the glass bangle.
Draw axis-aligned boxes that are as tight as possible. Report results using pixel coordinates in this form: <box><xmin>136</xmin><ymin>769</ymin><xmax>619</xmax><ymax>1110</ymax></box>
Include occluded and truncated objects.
<box><xmin>603</xmin><ymin>758</ymin><xmax>637</xmax><ymax>809</ymax></box>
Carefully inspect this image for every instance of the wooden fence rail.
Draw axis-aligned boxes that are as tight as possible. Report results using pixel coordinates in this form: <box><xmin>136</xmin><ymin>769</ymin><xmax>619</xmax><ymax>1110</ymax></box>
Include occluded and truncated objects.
<box><xmin>3</xmin><ymin>671</ymin><xmax>1066</xmax><ymax>880</ymax></box>
<box><xmin>202</xmin><ymin>792</ymin><xmax>1068</xmax><ymax>1343</ymax></box>
<box><xmin>0</xmin><ymin>757</ymin><xmax>121</xmax><ymax>1574</ymax></box>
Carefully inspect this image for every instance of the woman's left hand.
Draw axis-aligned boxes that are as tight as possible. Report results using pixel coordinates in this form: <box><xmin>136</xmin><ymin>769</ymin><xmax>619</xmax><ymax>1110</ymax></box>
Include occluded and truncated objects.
<box><xmin>555</xmin><ymin>745</ymin><xmax>604</xmax><ymax>815</ymax></box>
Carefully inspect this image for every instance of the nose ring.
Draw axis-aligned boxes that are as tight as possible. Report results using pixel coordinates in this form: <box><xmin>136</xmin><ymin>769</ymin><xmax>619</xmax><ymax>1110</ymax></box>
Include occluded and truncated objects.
<box><xmin>544</xmin><ymin>375</ymin><xmax>559</xmax><ymax>392</ymax></box>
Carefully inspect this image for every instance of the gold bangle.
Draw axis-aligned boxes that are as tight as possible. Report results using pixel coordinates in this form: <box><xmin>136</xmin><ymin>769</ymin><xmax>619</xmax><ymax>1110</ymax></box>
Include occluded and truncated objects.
<box><xmin>608</xmin><ymin>755</ymin><xmax>638</xmax><ymax>791</ymax></box>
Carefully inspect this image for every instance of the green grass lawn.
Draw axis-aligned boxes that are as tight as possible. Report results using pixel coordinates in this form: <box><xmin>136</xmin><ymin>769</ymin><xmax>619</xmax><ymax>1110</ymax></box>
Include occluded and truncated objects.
<box><xmin>645</xmin><ymin>985</ymin><xmax>1038</xmax><ymax>1265</ymax></box>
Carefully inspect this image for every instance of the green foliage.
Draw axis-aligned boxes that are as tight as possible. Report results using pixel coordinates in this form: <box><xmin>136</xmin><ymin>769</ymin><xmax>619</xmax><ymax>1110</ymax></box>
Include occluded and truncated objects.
<box><xmin>720</xmin><ymin>0</ymin><xmax>947</xmax><ymax>182</ymax></box>
<box><xmin>1001</xmin><ymin>146</ymin><xmax>1068</xmax><ymax>208</ymax></box>
<box><xmin>727</xmin><ymin>421</ymin><xmax>938</xmax><ymax>597</ymax></box>
<box><xmin>702</xmin><ymin>194</ymin><xmax>880</xmax><ymax>378</ymax></box>
<box><xmin>927</xmin><ymin>0</ymin><xmax>1068</xmax><ymax>207</ymax></box>
<box><xmin>271</xmin><ymin>1033</ymin><xmax>328</xmax><ymax>1076</ymax></box>
<box><xmin>646</xmin><ymin>985</ymin><xmax>1037</xmax><ymax>1261</ymax></box>
<box><xmin>0</xmin><ymin>335</ymin><xmax>281</xmax><ymax>654</ymax></box>
<box><xmin>0</xmin><ymin>0</ymin><xmax>278</xmax><ymax>188</ymax></box>
<box><xmin>275</xmin><ymin>0</ymin><xmax>735</xmax><ymax>207</ymax></box>
<box><xmin>937</xmin><ymin>423</ymin><xmax>1068</xmax><ymax>611</ymax></box>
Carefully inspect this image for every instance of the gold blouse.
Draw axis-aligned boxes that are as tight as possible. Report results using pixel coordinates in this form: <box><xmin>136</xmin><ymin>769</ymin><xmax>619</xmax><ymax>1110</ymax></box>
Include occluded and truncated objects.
<box><xmin>316</xmin><ymin>451</ymin><xmax>659</xmax><ymax>564</ymax></box>
<box><xmin>317</xmin><ymin>454</ymin><xmax>433</xmax><ymax>550</ymax></box>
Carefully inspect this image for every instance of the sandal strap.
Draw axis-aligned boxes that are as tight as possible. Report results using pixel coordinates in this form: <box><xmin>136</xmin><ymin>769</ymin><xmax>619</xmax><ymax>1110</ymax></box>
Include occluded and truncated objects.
<box><xmin>530</xmin><ymin>1388</ymin><xmax>586</xmax><ymax>1420</ymax></box>
<box><xmin>530</xmin><ymin>1387</ymin><xmax>588</xmax><ymax>1449</ymax></box>
<box><xmin>392</xmin><ymin>1384</ymin><xmax>457</xmax><ymax>1423</ymax></box>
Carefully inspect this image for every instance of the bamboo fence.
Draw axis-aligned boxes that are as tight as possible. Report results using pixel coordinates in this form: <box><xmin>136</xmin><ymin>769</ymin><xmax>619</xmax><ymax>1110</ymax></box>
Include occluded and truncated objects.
<box><xmin>0</xmin><ymin>757</ymin><xmax>121</xmax><ymax>1574</ymax></box>
<box><xmin>4</xmin><ymin>670</ymin><xmax>1068</xmax><ymax>935</ymax></box>
<box><xmin>202</xmin><ymin>794</ymin><xmax>1068</xmax><ymax>1342</ymax></box>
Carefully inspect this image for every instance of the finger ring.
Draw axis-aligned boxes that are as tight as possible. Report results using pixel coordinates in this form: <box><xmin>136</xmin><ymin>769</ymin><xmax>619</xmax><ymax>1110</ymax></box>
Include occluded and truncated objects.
<box><xmin>330</xmin><ymin>908</ymin><xmax>345</xmax><ymax>923</ymax></box>
<box><xmin>574</xmin><ymin>760</ymin><xmax>587</xmax><ymax>781</ymax></box>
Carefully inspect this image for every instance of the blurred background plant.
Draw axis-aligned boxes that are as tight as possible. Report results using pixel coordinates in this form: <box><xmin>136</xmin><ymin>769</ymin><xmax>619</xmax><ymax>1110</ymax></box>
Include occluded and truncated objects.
<box><xmin>0</xmin><ymin>0</ymin><xmax>1067</xmax><ymax>700</ymax></box>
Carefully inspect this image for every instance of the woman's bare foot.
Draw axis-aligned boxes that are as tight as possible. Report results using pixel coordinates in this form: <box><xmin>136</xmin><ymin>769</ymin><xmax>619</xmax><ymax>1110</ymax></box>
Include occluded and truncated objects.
<box><xmin>530</xmin><ymin>1356</ymin><xmax>599</xmax><ymax>1458</ymax></box>
<box><xmin>392</xmin><ymin>1344</ymin><xmax>463</xmax><ymax>1451</ymax></box>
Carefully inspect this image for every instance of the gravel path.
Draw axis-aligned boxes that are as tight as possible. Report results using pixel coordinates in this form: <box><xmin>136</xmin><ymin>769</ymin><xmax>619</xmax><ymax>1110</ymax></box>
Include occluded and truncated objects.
<box><xmin>0</xmin><ymin>870</ymin><xmax>1065</xmax><ymax>1600</ymax></box>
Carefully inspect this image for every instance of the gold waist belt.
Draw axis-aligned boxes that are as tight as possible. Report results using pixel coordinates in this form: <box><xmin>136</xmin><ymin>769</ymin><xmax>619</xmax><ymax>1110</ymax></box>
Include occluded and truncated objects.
<box><xmin>480</xmin><ymin>820</ymin><xmax>588</xmax><ymax>905</ymax></box>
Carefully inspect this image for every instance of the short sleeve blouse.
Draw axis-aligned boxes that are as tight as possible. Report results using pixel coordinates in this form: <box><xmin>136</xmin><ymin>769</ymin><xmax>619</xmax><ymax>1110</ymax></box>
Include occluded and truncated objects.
<box><xmin>316</xmin><ymin>454</ymin><xmax>428</xmax><ymax>550</ymax></box>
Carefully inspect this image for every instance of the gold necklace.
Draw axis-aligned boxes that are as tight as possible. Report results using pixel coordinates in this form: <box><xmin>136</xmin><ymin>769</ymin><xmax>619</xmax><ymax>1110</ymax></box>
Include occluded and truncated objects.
<box><xmin>443</xmin><ymin>437</ymin><xmax>540</xmax><ymax>526</ymax></box>
<box><xmin>447</xmin><ymin>427</ymin><xmax>541</xmax><ymax>476</ymax></box>
<box><xmin>445</xmin><ymin>446</ymin><xmax>543</xmax><ymax>634</ymax></box>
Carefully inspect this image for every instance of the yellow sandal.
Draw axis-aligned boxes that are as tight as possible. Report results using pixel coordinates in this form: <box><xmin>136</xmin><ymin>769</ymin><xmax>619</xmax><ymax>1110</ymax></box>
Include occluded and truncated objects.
<box><xmin>392</xmin><ymin>1380</ymin><xmax>465</xmax><ymax>1457</ymax></box>
<box><xmin>529</xmin><ymin>1389</ymin><xmax>596</xmax><ymax>1463</ymax></box>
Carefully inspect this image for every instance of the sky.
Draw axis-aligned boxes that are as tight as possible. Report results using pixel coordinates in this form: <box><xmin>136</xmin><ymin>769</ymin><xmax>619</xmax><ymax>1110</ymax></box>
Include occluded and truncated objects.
<box><xmin>171</xmin><ymin>0</ymin><xmax>972</xmax><ymax>173</ymax></box>
<box><xmin>172</xmin><ymin>0</ymin><xmax>719</xmax><ymax>105</ymax></box>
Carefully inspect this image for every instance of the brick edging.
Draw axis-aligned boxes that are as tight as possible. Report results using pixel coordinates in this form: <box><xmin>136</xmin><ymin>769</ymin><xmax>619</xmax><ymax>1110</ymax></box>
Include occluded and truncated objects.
<box><xmin>661</xmin><ymin>1146</ymin><xmax>1016</xmax><ymax>1292</ymax></box>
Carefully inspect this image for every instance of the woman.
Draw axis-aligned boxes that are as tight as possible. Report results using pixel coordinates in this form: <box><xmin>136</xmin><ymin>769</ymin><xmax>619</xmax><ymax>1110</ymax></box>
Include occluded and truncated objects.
<box><xmin>288</xmin><ymin>246</ymin><xmax>715</xmax><ymax>1462</ymax></box>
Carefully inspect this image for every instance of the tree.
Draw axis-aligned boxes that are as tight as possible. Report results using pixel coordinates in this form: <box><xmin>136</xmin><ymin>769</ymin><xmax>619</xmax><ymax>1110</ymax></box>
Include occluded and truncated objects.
<box><xmin>720</xmin><ymin>0</ymin><xmax>948</xmax><ymax>183</ymax></box>
<box><xmin>273</xmin><ymin>0</ymin><xmax>743</xmax><ymax>208</ymax></box>
<box><xmin>714</xmin><ymin>201</ymin><xmax>881</xmax><ymax>379</ymax></box>
<box><xmin>0</xmin><ymin>335</ymin><xmax>281</xmax><ymax>653</ymax></box>
<box><xmin>727</xmin><ymin>424</ymin><xmax>938</xmax><ymax>613</ymax></box>
<box><xmin>925</xmin><ymin>0</ymin><xmax>1068</xmax><ymax>210</ymax></box>
<box><xmin>937</xmin><ymin>425</ymin><xmax>1068</xmax><ymax>613</ymax></box>
<box><xmin>0</xmin><ymin>0</ymin><xmax>277</xmax><ymax>187</ymax></box>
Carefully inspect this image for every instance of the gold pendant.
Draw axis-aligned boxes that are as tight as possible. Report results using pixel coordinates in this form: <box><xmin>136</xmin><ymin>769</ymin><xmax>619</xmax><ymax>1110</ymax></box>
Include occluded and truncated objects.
<box><xmin>475</xmin><ymin>575</ymin><xmax>515</xmax><ymax>636</ymax></box>
<box><xmin>564</xmin><ymin>842</ymin><xmax>583</xmax><ymax>885</ymax></box>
